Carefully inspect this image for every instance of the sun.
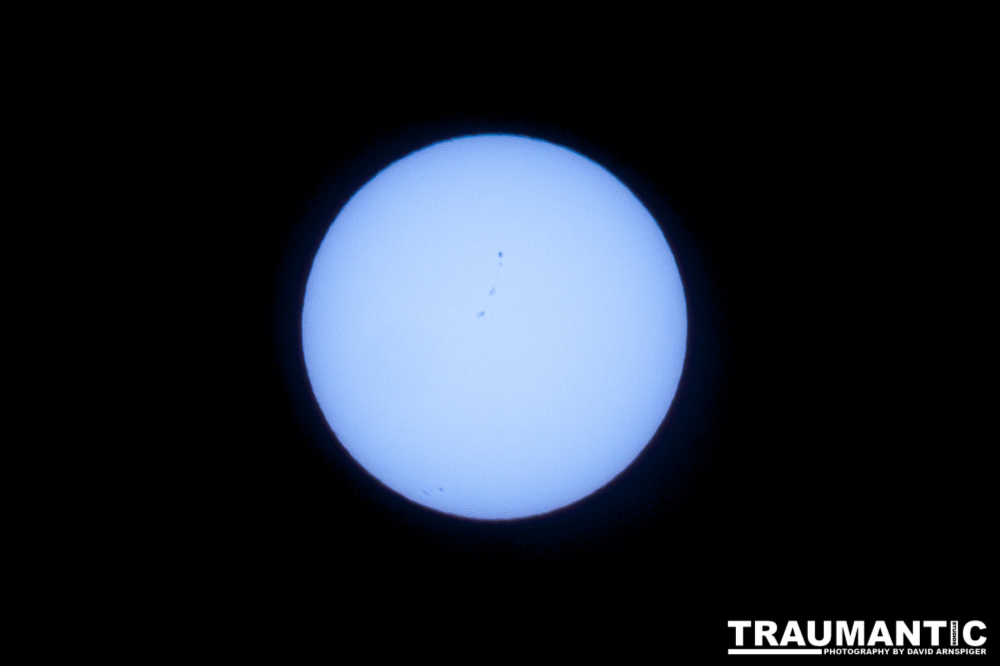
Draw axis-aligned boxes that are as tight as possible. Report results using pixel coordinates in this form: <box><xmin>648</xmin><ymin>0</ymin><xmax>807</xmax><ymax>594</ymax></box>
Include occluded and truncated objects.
<box><xmin>302</xmin><ymin>135</ymin><xmax>687</xmax><ymax>520</ymax></box>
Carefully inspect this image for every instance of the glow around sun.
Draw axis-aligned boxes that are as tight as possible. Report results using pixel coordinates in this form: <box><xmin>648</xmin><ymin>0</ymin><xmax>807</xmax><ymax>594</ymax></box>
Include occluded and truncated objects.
<box><xmin>301</xmin><ymin>135</ymin><xmax>687</xmax><ymax>520</ymax></box>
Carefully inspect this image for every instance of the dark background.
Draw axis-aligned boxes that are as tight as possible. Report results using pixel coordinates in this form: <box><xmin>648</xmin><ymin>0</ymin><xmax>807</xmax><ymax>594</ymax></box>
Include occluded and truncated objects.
<box><xmin>202</xmin><ymin>57</ymin><xmax>988</xmax><ymax>653</ymax></box>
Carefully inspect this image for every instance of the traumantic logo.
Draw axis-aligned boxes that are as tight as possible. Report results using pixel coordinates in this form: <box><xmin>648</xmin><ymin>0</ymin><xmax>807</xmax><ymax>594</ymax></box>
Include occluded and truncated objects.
<box><xmin>727</xmin><ymin>621</ymin><xmax>987</xmax><ymax>656</ymax></box>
